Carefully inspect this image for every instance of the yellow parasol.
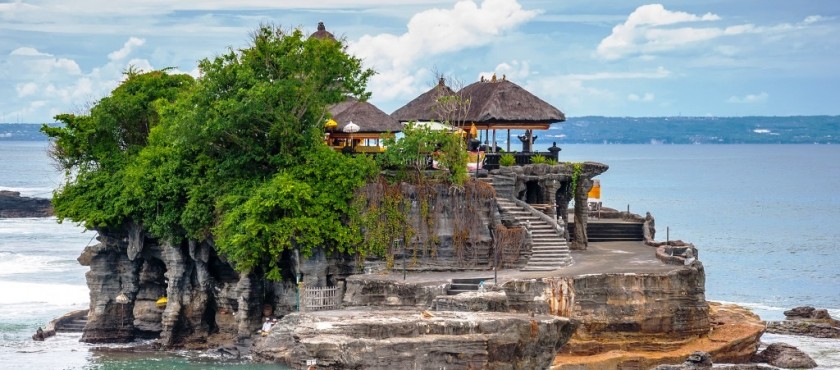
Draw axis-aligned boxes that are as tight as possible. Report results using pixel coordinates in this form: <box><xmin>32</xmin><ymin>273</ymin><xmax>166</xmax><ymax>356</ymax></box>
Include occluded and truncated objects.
<box><xmin>324</xmin><ymin>118</ymin><xmax>338</xmax><ymax>129</ymax></box>
<box><xmin>469</xmin><ymin>123</ymin><xmax>477</xmax><ymax>138</ymax></box>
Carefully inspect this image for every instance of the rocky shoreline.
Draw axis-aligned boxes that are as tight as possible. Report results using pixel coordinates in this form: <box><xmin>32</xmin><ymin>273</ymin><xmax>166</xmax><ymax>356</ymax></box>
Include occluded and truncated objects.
<box><xmin>0</xmin><ymin>190</ymin><xmax>53</xmax><ymax>218</ymax></box>
<box><xmin>33</xmin><ymin>164</ymin><xmax>839</xmax><ymax>369</ymax></box>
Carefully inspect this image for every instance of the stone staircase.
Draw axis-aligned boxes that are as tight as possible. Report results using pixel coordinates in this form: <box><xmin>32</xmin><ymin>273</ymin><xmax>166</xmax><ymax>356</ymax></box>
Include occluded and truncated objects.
<box><xmin>56</xmin><ymin>316</ymin><xmax>87</xmax><ymax>333</ymax></box>
<box><xmin>495</xmin><ymin>197</ymin><xmax>573</xmax><ymax>271</ymax></box>
<box><xmin>447</xmin><ymin>277</ymin><xmax>493</xmax><ymax>295</ymax></box>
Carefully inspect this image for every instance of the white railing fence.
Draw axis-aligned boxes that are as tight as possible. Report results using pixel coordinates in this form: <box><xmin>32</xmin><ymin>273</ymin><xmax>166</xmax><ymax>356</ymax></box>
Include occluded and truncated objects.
<box><xmin>301</xmin><ymin>286</ymin><xmax>340</xmax><ymax>311</ymax></box>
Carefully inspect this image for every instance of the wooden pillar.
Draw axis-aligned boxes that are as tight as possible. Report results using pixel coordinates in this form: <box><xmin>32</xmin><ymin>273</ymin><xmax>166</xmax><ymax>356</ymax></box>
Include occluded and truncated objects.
<box><xmin>492</xmin><ymin>129</ymin><xmax>497</xmax><ymax>152</ymax></box>
<box><xmin>506</xmin><ymin>129</ymin><xmax>510</xmax><ymax>152</ymax></box>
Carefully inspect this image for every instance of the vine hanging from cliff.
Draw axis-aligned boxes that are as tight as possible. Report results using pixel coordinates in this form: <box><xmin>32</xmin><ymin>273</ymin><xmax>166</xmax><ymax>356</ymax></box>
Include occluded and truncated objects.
<box><xmin>449</xmin><ymin>179</ymin><xmax>496</xmax><ymax>267</ymax></box>
<box><xmin>569</xmin><ymin>162</ymin><xmax>583</xmax><ymax>199</ymax></box>
<box><xmin>493</xmin><ymin>224</ymin><xmax>526</xmax><ymax>268</ymax></box>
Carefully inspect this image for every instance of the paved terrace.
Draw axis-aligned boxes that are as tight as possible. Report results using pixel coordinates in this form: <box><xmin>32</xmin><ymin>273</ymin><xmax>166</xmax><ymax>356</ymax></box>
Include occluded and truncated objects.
<box><xmin>349</xmin><ymin>240</ymin><xmax>681</xmax><ymax>285</ymax></box>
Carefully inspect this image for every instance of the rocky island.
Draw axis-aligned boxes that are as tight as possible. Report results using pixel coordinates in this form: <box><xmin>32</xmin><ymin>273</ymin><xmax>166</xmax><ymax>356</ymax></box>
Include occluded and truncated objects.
<box><xmin>0</xmin><ymin>190</ymin><xmax>52</xmax><ymax>218</ymax></box>
<box><xmin>36</xmin><ymin>22</ymin><xmax>821</xmax><ymax>370</ymax></box>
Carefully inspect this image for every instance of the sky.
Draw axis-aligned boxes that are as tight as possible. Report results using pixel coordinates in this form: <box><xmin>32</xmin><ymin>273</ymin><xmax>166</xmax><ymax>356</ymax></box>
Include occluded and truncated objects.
<box><xmin>1</xmin><ymin>0</ymin><xmax>839</xmax><ymax>122</ymax></box>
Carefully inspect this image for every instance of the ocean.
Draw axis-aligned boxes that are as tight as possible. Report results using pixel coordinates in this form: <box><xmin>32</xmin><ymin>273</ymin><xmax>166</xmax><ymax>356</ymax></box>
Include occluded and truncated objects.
<box><xmin>1</xmin><ymin>132</ymin><xmax>838</xmax><ymax>368</ymax></box>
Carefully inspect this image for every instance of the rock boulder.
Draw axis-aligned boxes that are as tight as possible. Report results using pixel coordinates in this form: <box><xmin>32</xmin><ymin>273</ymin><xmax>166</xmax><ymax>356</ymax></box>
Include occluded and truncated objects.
<box><xmin>752</xmin><ymin>342</ymin><xmax>817</xmax><ymax>369</ymax></box>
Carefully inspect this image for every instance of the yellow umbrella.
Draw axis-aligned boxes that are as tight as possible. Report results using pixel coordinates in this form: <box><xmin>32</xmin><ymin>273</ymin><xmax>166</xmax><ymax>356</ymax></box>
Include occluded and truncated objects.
<box><xmin>325</xmin><ymin>118</ymin><xmax>338</xmax><ymax>129</ymax></box>
<box><xmin>469</xmin><ymin>123</ymin><xmax>477</xmax><ymax>138</ymax></box>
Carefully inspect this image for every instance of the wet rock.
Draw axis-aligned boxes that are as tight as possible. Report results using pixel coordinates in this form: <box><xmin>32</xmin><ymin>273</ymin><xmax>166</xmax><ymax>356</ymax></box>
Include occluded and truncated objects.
<box><xmin>752</xmin><ymin>342</ymin><xmax>817</xmax><ymax>369</ymax></box>
<box><xmin>766</xmin><ymin>306</ymin><xmax>840</xmax><ymax>338</ymax></box>
<box><xmin>651</xmin><ymin>351</ymin><xmax>712</xmax><ymax>369</ymax></box>
<box><xmin>0</xmin><ymin>190</ymin><xmax>52</xmax><ymax>218</ymax></box>
<box><xmin>32</xmin><ymin>327</ymin><xmax>45</xmax><ymax>341</ymax></box>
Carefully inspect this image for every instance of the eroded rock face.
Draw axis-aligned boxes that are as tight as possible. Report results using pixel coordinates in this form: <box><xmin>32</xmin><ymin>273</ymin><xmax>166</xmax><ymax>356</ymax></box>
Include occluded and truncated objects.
<box><xmin>494</xmin><ymin>265</ymin><xmax>710</xmax><ymax>354</ymax></box>
<box><xmin>752</xmin><ymin>342</ymin><xmax>817</xmax><ymax>369</ymax></box>
<box><xmin>78</xmin><ymin>234</ymin><xmax>141</xmax><ymax>343</ymax></box>
<box><xmin>253</xmin><ymin>309</ymin><xmax>576</xmax><ymax>370</ymax></box>
<box><xmin>79</xmin><ymin>228</ymin><xmax>359</xmax><ymax>347</ymax></box>
<box><xmin>569</xmin><ymin>264</ymin><xmax>710</xmax><ymax>344</ymax></box>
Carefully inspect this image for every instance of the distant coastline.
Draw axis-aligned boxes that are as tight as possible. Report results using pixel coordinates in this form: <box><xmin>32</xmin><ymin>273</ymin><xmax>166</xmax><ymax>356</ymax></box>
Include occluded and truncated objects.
<box><xmin>3</xmin><ymin>115</ymin><xmax>838</xmax><ymax>144</ymax></box>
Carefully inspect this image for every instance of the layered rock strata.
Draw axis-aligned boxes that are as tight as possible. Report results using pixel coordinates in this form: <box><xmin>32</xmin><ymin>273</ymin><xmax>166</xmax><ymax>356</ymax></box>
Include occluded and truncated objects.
<box><xmin>553</xmin><ymin>302</ymin><xmax>764</xmax><ymax>369</ymax></box>
<box><xmin>253</xmin><ymin>309</ymin><xmax>576</xmax><ymax>370</ymax></box>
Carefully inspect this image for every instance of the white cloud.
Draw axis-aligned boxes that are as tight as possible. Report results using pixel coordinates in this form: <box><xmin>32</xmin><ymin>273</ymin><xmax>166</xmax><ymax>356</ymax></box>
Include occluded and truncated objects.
<box><xmin>349</xmin><ymin>0</ymin><xmax>538</xmax><ymax>102</ymax></box>
<box><xmin>9</xmin><ymin>47</ymin><xmax>82</xmax><ymax>75</ymax></box>
<box><xmin>16</xmin><ymin>82</ymin><xmax>38</xmax><ymax>97</ymax></box>
<box><xmin>628</xmin><ymin>93</ymin><xmax>655</xmax><ymax>102</ymax></box>
<box><xmin>108</xmin><ymin>37</ymin><xmax>146</xmax><ymax>61</ymax></box>
<box><xmin>597</xmin><ymin>4</ymin><xmax>721</xmax><ymax>60</ymax></box>
<box><xmin>478</xmin><ymin>60</ymin><xmax>530</xmax><ymax>81</ymax></box>
<box><xmin>803</xmin><ymin>15</ymin><xmax>824</xmax><ymax>25</ymax></box>
<box><xmin>727</xmin><ymin>92</ymin><xmax>768</xmax><ymax>104</ymax></box>
<box><xmin>10</xmin><ymin>47</ymin><xmax>52</xmax><ymax>57</ymax></box>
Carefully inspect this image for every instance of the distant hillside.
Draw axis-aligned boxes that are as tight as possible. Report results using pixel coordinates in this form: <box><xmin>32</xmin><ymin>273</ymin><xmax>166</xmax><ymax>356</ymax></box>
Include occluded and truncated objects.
<box><xmin>4</xmin><ymin>116</ymin><xmax>838</xmax><ymax>144</ymax></box>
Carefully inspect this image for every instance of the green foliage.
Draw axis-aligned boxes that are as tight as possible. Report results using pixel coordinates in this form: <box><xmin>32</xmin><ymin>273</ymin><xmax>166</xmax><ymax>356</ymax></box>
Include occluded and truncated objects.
<box><xmin>349</xmin><ymin>181</ymin><xmax>415</xmax><ymax>267</ymax></box>
<box><xmin>546</xmin><ymin>158</ymin><xmax>558</xmax><ymax>165</ymax></box>
<box><xmin>570</xmin><ymin>162</ymin><xmax>583</xmax><ymax>197</ymax></box>
<box><xmin>530</xmin><ymin>155</ymin><xmax>546</xmax><ymax>164</ymax></box>
<box><xmin>44</xmin><ymin>24</ymin><xmax>378</xmax><ymax>280</ymax></box>
<box><xmin>42</xmin><ymin>69</ymin><xmax>195</xmax><ymax>229</ymax></box>
<box><xmin>214</xmin><ymin>147</ymin><xmax>377</xmax><ymax>280</ymax></box>
<box><xmin>499</xmin><ymin>153</ymin><xmax>516</xmax><ymax>167</ymax></box>
<box><xmin>379</xmin><ymin>122</ymin><xmax>467</xmax><ymax>185</ymax></box>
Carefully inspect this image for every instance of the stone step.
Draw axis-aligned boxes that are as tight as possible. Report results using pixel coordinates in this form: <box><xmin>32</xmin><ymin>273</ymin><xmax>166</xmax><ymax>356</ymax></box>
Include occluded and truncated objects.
<box><xmin>56</xmin><ymin>318</ymin><xmax>87</xmax><ymax>332</ymax></box>
<box><xmin>531</xmin><ymin>248</ymin><xmax>569</xmax><ymax>253</ymax></box>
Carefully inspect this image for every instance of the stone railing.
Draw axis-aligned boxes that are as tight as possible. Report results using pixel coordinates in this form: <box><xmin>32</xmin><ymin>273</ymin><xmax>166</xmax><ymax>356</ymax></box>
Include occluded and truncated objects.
<box><xmin>483</xmin><ymin>152</ymin><xmax>558</xmax><ymax>170</ymax></box>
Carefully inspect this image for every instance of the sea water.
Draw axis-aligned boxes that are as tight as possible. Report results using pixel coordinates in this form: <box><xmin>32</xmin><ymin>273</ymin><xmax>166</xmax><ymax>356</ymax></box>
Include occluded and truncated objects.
<box><xmin>1</xmin><ymin>138</ymin><xmax>838</xmax><ymax>368</ymax></box>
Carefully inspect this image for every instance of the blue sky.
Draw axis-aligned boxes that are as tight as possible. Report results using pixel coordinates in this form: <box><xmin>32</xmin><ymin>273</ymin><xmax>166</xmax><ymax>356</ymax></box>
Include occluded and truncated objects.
<box><xmin>1</xmin><ymin>0</ymin><xmax>838</xmax><ymax>122</ymax></box>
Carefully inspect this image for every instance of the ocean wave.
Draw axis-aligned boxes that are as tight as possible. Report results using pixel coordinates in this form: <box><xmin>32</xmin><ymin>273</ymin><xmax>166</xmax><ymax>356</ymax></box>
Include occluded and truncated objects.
<box><xmin>0</xmin><ymin>252</ymin><xmax>75</xmax><ymax>276</ymax></box>
<box><xmin>0</xmin><ymin>281</ymin><xmax>88</xmax><ymax>306</ymax></box>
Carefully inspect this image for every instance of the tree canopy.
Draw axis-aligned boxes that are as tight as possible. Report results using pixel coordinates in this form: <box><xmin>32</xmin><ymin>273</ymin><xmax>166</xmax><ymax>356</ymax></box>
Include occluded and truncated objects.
<box><xmin>44</xmin><ymin>25</ymin><xmax>376</xmax><ymax>279</ymax></box>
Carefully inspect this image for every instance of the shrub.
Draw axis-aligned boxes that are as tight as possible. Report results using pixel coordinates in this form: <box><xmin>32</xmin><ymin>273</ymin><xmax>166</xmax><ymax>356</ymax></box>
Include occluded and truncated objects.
<box><xmin>530</xmin><ymin>155</ymin><xmax>546</xmax><ymax>164</ymax></box>
<box><xmin>546</xmin><ymin>159</ymin><xmax>558</xmax><ymax>165</ymax></box>
<box><xmin>499</xmin><ymin>153</ymin><xmax>516</xmax><ymax>166</ymax></box>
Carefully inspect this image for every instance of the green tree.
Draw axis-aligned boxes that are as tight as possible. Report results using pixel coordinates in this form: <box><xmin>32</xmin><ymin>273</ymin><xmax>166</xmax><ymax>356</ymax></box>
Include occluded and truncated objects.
<box><xmin>47</xmin><ymin>24</ymin><xmax>378</xmax><ymax>280</ymax></box>
<box><xmin>42</xmin><ymin>69</ymin><xmax>194</xmax><ymax>229</ymax></box>
<box><xmin>378</xmin><ymin>122</ymin><xmax>468</xmax><ymax>185</ymax></box>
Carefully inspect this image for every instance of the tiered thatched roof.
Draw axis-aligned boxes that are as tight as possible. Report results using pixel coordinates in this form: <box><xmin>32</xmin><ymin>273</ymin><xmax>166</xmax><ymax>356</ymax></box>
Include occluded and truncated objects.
<box><xmin>390</xmin><ymin>78</ymin><xmax>457</xmax><ymax>123</ymax></box>
<box><xmin>328</xmin><ymin>98</ymin><xmax>402</xmax><ymax>136</ymax></box>
<box><xmin>309</xmin><ymin>21</ymin><xmax>336</xmax><ymax>41</ymax></box>
<box><xmin>459</xmin><ymin>77</ymin><xmax>565</xmax><ymax>130</ymax></box>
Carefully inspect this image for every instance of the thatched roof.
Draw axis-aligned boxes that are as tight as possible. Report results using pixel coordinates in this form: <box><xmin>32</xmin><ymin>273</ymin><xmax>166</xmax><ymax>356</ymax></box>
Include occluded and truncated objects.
<box><xmin>391</xmin><ymin>78</ymin><xmax>457</xmax><ymax>122</ymax></box>
<box><xmin>459</xmin><ymin>77</ymin><xmax>565</xmax><ymax>129</ymax></box>
<box><xmin>329</xmin><ymin>98</ymin><xmax>402</xmax><ymax>134</ymax></box>
<box><xmin>309</xmin><ymin>22</ymin><xmax>336</xmax><ymax>41</ymax></box>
